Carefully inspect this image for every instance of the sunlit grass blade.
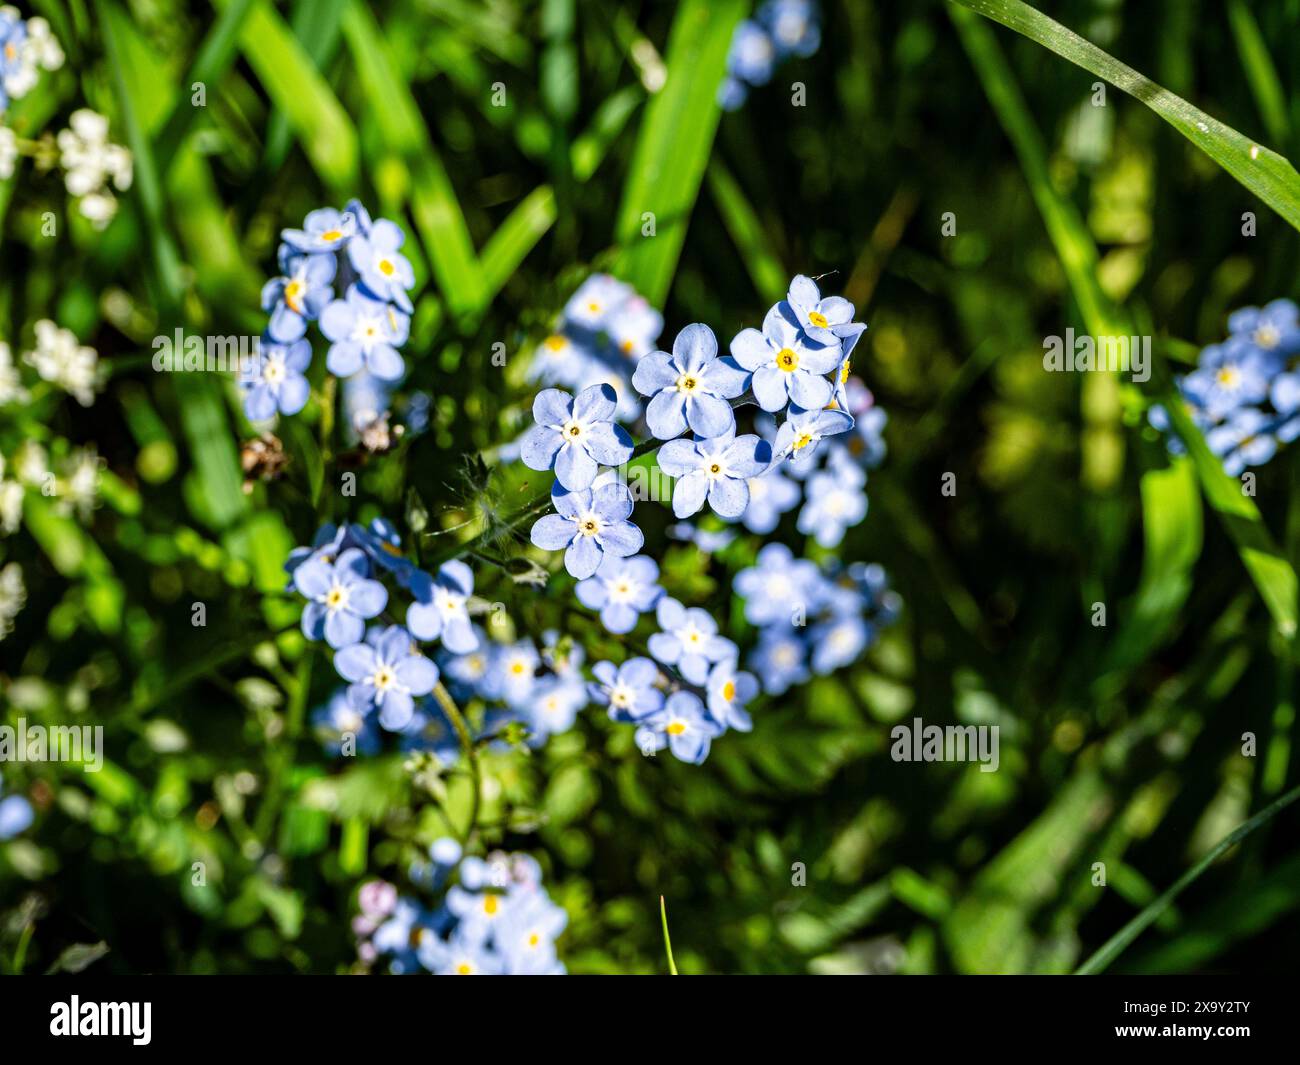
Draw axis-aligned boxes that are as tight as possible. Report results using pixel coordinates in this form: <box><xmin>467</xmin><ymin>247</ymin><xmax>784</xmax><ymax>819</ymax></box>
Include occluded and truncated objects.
<box><xmin>340</xmin><ymin>0</ymin><xmax>487</xmax><ymax>315</ymax></box>
<box><xmin>1076</xmin><ymin>781</ymin><xmax>1300</xmax><ymax>974</ymax></box>
<box><xmin>1225</xmin><ymin>0</ymin><xmax>1290</xmax><ymax>150</ymax></box>
<box><xmin>948</xmin><ymin>0</ymin><xmax>1300</xmax><ymax>232</ymax></box>
<box><xmin>614</xmin><ymin>0</ymin><xmax>746</xmax><ymax>307</ymax></box>
<box><xmin>226</xmin><ymin>0</ymin><xmax>359</xmax><ymax>193</ymax></box>
<box><xmin>480</xmin><ymin>186</ymin><xmax>558</xmax><ymax>304</ymax></box>
<box><xmin>659</xmin><ymin>895</ymin><xmax>678</xmax><ymax>975</ymax></box>
<box><xmin>707</xmin><ymin>161</ymin><xmax>786</xmax><ymax>305</ymax></box>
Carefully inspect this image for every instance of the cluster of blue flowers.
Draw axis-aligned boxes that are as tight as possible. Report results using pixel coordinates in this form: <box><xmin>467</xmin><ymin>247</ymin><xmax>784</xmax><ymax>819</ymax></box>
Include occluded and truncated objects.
<box><xmin>1150</xmin><ymin>299</ymin><xmax>1300</xmax><ymax>476</ymax></box>
<box><xmin>719</xmin><ymin>0</ymin><xmax>821</xmax><ymax>111</ymax></box>
<box><xmin>738</xmin><ymin>549</ymin><xmax>900</xmax><ymax>694</ymax></box>
<box><xmin>353</xmin><ymin>847</ymin><xmax>567</xmax><ymax>975</ymax></box>
<box><xmin>241</xmin><ymin>201</ymin><xmax>416</xmax><ymax>422</ymax></box>
<box><xmin>528</xmin><ymin>273</ymin><xmax>663</xmax><ymax>424</ymax></box>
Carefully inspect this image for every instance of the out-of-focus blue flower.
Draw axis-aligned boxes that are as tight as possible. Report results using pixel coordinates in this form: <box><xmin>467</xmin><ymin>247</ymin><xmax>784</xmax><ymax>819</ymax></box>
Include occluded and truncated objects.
<box><xmin>564</xmin><ymin>274</ymin><xmax>634</xmax><ymax>334</ymax></box>
<box><xmin>1206</xmin><ymin>406</ymin><xmax>1279</xmax><ymax>476</ymax></box>
<box><xmin>293</xmin><ymin>547</ymin><xmax>388</xmax><ymax>647</ymax></box>
<box><xmin>407</xmin><ymin>560</ymin><xmax>479</xmax><ymax>653</ymax></box>
<box><xmin>634</xmin><ymin>691</ymin><xmax>724</xmax><ymax>764</ymax></box>
<box><xmin>588</xmin><ymin>657</ymin><xmax>665</xmax><ymax>722</ymax></box>
<box><xmin>312</xmin><ymin>688</ymin><xmax>381</xmax><ymax>756</ymax></box>
<box><xmin>648</xmin><ymin>597</ymin><xmax>737</xmax><ymax>685</ymax></box>
<box><xmin>748</xmin><ymin>627</ymin><xmax>809</xmax><ymax>696</ymax></box>
<box><xmin>838</xmin><ymin>378</ymin><xmax>887</xmax><ymax>468</ymax></box>
<box><xmin>446</xmin><ymin>884</ymin><xmax>513</xmax><ymax>946</ymax></box>
<box><xmin>657</xmin><ymin>430</ymin><xmax>772</xmax><ymax>519</ymax></box>
<box><xmin>347</xmin><ymin>217</ymin><xmax>415</xmax><ymax>312</ymax></box>
<box><xmin>439</xmin><ymin>627</ymin><xmax>493</xmax><ymax>700</ymax></box>
<box><xmin>1271</xmin><ymin>372</ymin><xmax>1300</xmax><ymax>443</ymax></box>
<box><xmin>705</xmin><ymin>659</ymin><xmax>758</xmax><ymax>732</ymax></box>
<box><xmin>718</xmin><ymin>76</ymin><xmax>749</xmax><ymax>111</ymax></box>
<box><xmin>726</xmin><ymin>20</ymin><xmax>776</xmax><ymax>85</ymax></box>
<box><xmin>320</xmin><ymin>284</ymin><xmax>410</xmax><ymax>381</ymax></box>
<box><xmin>239</xmin><ymin>338</ymin><xmax>312</xmax><ymax>420</ymax></box>
<box><xmin>798</xmin><ymin>463</ymin><xmax>868</xmax><ymax>547</ymax></box>
<box><xmin>737</xmin><ymin>464</ymin><xmax>801</xmax><ymax>534</ymax></box>
<box><xmin>606</xmin><ymin>294</ymin><xmax>664</xmax><ymax>363</ymax></box>
<box><xmin>334</xmin><ymin>625</ymin><xmax>439</xmax><ymax>730</ymax></box>
<box><xmin>774</xmin><ymin>404</ymin><xmax>854</xmax><ymax>469</ymax></box>
<box><xmin>495</xmin><ymin>892</ymin><xmax>568</xmax><ymax>975</ymax></box>
<box><xmin>262</xmin><ymin>248</ymin><xmax>336</xmax><ymax>342</ymax></box>
<box><xmin>786</xmin><ymin>274</ymin><xmax>856</xmax><ymax>347</ymax></box>
<box><xmin>1181</xmin><ymin>338</ymin><xmax>1273</xmax><ymax>421</ymax></box>
<box><xmin>530</xmin><ymin>480</ymin><xmax>643</xmax><ymax>579</ymax></box>
<box><xmin>633</xmin><ymin>323</ymin><xmax>750</xmax><ymax>440</ymax></box>
<box><xmin>526</xmin><ymin>676</ymin><xmax>588</xmax><ymax>741</ymax></box>
<box><xmin>730</xmin><ymin>302</ymin><xmax>840</xmax><ymax>412</ymax></box>
<box><xmin>521</xmin><ymin>384</ymin><xmax>634</xmax><ymax>491</ymax></box>
<box><xmin>482</xmin><ymin>638</ymin><xmax>540</xmax><ymax>707</ymax></box>
<box><xmin>0</xmin><ymin>769</ymin><xmax>33</xmax><ymax>839</ymax></box>
<box><xmin>281</xmin><ymin>206</ymin><xmax>357</xmax><ymax>253</ymax></box>
<box><xmin>809</xmin><ymin>611</ymin><xmax>870</xmax><ymax>674</ymax></box>
<box><xmin>1228</xmin><ymin>298</ymin><xmax>1300</xmax><ymax>358</ymax></box>
<box><xmin>734</xmin><ymin>542</ymin><xmax>824</xmax><ymax>627</ymax></box>
<box><xmin>761</xmin><ymin>0</ymin><xmax>821</xmax><ymax>59</ymax></box>
<box><xmin>667</xmin><ymin>522</ymin><xmax>737</xmax><ymax>552</ymax></box>
<box><xmin>418</xmin><ymin>928</ymin><xmax>504</xmax><ymax>975</ymax></box>
<box><xmin>574</xmin><ymin>553</ymin><xmax>663</xmax><ymax>634</ymax></box>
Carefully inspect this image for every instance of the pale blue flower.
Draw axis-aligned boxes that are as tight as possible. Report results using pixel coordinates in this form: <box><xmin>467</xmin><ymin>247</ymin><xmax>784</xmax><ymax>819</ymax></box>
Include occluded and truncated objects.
<box><xmin>407</xmin><ymin>561</ymin><xmax>479</xmax><ymax>653</ymax></box>
<box><xmin>347</xmin><ymin>217</ymin><xmax>416</xmax><ymax>313</ymax></box>
<box><xmin>587</xmin><ymin>657</ymin><xmax>665</xmax><ymax>722</ymax></box>
<box><xmin>730</xmin><ymin>302</ymin><xmax>840</xmax><ymax>412</ymax></box>
<box><xmin>737</xmin><ymin>465</ymin><xmax>801</xmax><ymax>534</ymax></box>
<box><xmin>634</xmin><ymin>691</ymin><xmax>724</xmax><ymax>764</ymax></box>
<box><xmin>786</xmin><ymin>274</ymin><xmax>856</xmax><ymax>347</ymax></box>
<box><xmin>574</xmin><ymin>554</ymin><xmax>663</xmax><ymax>634</ymax></box>
<box><xmin>281</xmin><ymin>206</ymin><xmax>357</xmax><ymax>253</ymax></box>
<box><xmin>657</xmin><ymin>430</ymin><xmax>772</xmax><ymax>519</ymax></box>
<box><xmin>632</xmin><ymin>323</ymin><xmax>749</xmax><ymax>440</ymax></box>
<box><xmin>529</xmin><ymin>481</ymin><xmax>643</xmax><ymax>579</ymax></box>
<box><xmin>774</xmin><ymin>404</ymin><xmax>854</xmax><ymax>469</ymax></box>
<box><xmin>262</xmin><ymin>247</ymin><xmax>336</xmax><ymax>342</ymax></box>
<box><xmin>748</xmin><ymin>627</ymin><xmax>809</xmax><ymax>696</ymax></box>
<box><xmin>734</xmin><ymin>542</ymin><xmax>824</xmax><ymax>627</ymax></box>
<box><xmin>334</xmin><ymin>625</ymin><xmax>439</xmax><ymax>730</ymax></box>
<box><xmin>521</xmin><ymin>384</ymin><xmax>634</xmax><ymax>491</ymax></box>
<box><xmin>705</xmin><ymin>659</ymin><xmax>758</xmax><ymax>732</ymax></box>
<box><xmin>320</xmin><ymin>284</ymin><xmax>410</xmax><ymax>381</ymax></box>
<box><xmin>293</xmin><ymin>547</ymin><xmax>388</xmax><ymax>647</ymax></box>
<box><xmin>239</xmin><ymin>338</ymin><xmax>312</xmax><ymax>420</ymax></box>
<box><xmin>797</xmin><ymin>464</ymin><xmax>868</xmax><ymax>547</ymax></box>
<box><xmin>648</xmin><ymin>597</ymin><xmax>737</xmax><ymax>685</ymax></box>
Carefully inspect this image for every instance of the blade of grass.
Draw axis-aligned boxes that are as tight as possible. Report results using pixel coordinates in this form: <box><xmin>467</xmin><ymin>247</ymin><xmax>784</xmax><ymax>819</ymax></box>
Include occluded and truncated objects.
<box><xmin>480</xmin><ymin>186</ymin><xmax>558</xmax><ymax>303</ymax></box>
<box><xmin>707</xmin><ymin>161</ymin><xmax>786</xmax><ymax>305</ymax></box>
<box><xmin>1076</xmin><ymin>781</ymin><xmax>1300</xmax><ymax>973</ymax></box>
<box><xmin>222</xmin><ymin>0</ymin><xmax>359</xmax><ymax>193</ymax></box>
<box><xmin>659</xmin><ymin>895</ymin><xmax>678</xmax><ymax>975</ymax></box>
<box><xmin>614</xmin><ymin>0</ymin><xmax>746</xmax><ymax>307</ymax></box>
<box><xmin>948</xmin><ymin>0</ymin><xmax>1300</xmax><ymax>233</ymax></box>
<box><xmin>263</xmin><ymin>0</ymin><xmax>348</xmax><ymax>172</ymax></box>
<box><xmin>1225</xmin><ymin>0</ymin><xmax>1290</xmax><ymax>150</ymax></box>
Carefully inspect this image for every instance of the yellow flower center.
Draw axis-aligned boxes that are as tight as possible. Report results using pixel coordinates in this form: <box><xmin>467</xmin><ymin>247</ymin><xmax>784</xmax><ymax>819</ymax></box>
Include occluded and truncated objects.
<box><xmin>528</xmin><ymin>932</ymin><xmax>540</xmax><ymax>947</ymax></box>
<box><xmin>776</xmin><ymin>348</ymin><xmax>799</xmax><ymax>372</ymax></box>
<box><xmin>1256</xmin><ymin>325</ymin><xmax>1280</xmax><ymax>349</ymax></box>
<box><xmin>544</xmin><ymin>335</ymin><xmax>567</xmax><ymax>352</ymax></box>
<box><xmin>666</xmin><ymin>721</ymin><xmax>687</xmax><ymax>736</ymax></box>
<box><xmin>325</xmin><ymin>585</ymin><xmax>347</xmax><ymax>609</ymax></box>
<box><xmin>373</xmin><ymin>666</ymin><xmax>396</xmax><ymax>691</ymax></box>
<box><xmin>722</xmin><ymin>680</ymin><xmax>736</xmax><ymax>702</ymax></box>
<box><xmin>456</xmin><ymin>963</ymin><xmax>473</xmax><ymax>975</ymax></box>
<box><xmin>483</xmin><ymin>895</ymin><xmax>499</xmax><ymax>915</ymax></box>
<box><xmin>581</xmin><ymin>518</ymin><xmax>600</xmax><ymax>536</ymax></box>
<box><xmin>840</xmin><ymin>359</ymin><xmax>851</xmax><ymax>383</ymax></box>
<box><xmin>284</xmin><ymin>279</ymin><xmax>304</xmax><ymax>313</ymax></box>
<box><xmin>1216</xmin><ymin>367</ymin><xmax>1239</xmax><ymax>387</ymax></box>
<box><xmin>792</xmin><ymin>432</ymin><xmax>814</xmax><ymax>450</ymax></box>
<box><xmin>808</xmin><ymin>311</ymin><xmax>829</xmax><ymax>329</ymax></box>
<box><xmin>320</xmin><ymin>229</ymin><xmax>344</xmax><ymax>242</ymax></box>
<box><xmin>378</xmin><ymin>258</ymin><xmax>395</xmax><ymax>276</ymax></box>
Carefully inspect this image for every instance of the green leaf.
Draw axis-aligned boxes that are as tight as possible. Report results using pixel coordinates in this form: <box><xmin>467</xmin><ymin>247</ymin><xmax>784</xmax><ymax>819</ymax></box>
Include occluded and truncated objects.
<box><xmin>480</xmin><ymin>186</ymin><xmax>558</xmax><ymax>305</ymax></box>
<box><xmin>614</xmin><ymin>0</ymin><xmax>746</xmax><ymax>306</ymax></box>
<box><xmin>949</xmin><ymin>0</ymin><xmax>1300</xmax><ymax>233</ymax></box>
<box><xmin>707</xmin><ymin>161</ymin><xmax>787</xmax><ymax>305</ymax></box>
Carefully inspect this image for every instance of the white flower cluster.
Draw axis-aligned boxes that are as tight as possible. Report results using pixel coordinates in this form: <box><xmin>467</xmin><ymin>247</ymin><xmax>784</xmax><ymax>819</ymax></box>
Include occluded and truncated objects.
<box><xmin>57</xmin><ymin>109</ymin><xmax>132</xmax><ymax>227</ymax></box>
<box><xmin>23</xmin><ymin>319</ymin><xmax>100</xmax><ymax>406</ymax></box>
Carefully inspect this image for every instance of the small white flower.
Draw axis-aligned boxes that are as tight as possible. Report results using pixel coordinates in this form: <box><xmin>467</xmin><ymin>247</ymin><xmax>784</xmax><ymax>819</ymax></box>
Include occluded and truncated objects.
<box><xmin>0</xmin><ymin>561</ymin><xmax>25</xmax><ymax>641</ymax></box>
<box><xmin>0</xmin><ymin>478</ymin><xmax>21</xmax><ymax>535</ymax></box>
<box><xmin>25</xmin><ymin>17</ymin><xmax>64</xmax><ymax>71</ymax></box>
<box><xmin>56</xmin><ymin>110</ymin><xmax>131</xmax><ymax>229</ymax></box>
<box><xmin>23</xmin><ymin>319</ymin><xmax>99</xmax><ymax>406</ymax></box>
<box><xmin>13</xmin><ymin>440</ymin><xmax>48</xmax><ymax>486</ymax></box>
<box><xmin>59</xmin><ymin>446</ymin><xmax>102</xmax><ymax>521</ymax></box>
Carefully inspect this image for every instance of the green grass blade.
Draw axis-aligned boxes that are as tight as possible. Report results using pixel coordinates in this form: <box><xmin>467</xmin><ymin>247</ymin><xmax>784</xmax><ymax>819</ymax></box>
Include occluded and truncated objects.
<box><xmin>480</xmin><ymin>186</ymin><xmax>557</xmax><ymax>304</ymax></box>
<box><xmin>659</xmin><ymin>895</ymin><xmax>678</xmax><ymax>975</ymax></box>
<box><xmin>1076</xmin><ymin>781</ymin><xmax>1300</xmax><ymax>974</ymax></box>
<box><xmin>340</xmin><ymin>0</ymin><xmax>487</xmax><ymax>315</ymax></box>
<box><xmin>263</xmin><ymin>0</ymin><xmax>349</xmax><ymax>171</ymax></box>
<box><xmin>1226</xmin><ymin>0</ymin><xmax>1290</xmax><ymax>149</ymax></box>
<box><xmin>949</xmin><ymin>0</ymin><xmax>1300</xmax><ymax>233</ymax></box>
<box><xmin>225</xmin><ymin>0</ymin><xmax>359</xmax><ymax>192</ymax></box>
<box><xmin>614</xmin><ymin>0</ymin><xmax>745</xmax><ymax>307</ymax></box>
<box><xmin>707</xmin><ymin>161</ymin><xmax>787</xmax><ymax>305</ymax></box>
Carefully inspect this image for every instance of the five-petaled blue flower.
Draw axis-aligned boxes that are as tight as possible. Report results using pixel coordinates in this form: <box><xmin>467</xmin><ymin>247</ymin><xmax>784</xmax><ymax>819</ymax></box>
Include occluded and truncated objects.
<box><xmin>281</xmin><ymin>206</ymin><xmax>357</xmax><ymax>254</ymax></box>
<box><xmin>748</xmin><ymin>627</ymin><xmax>809</xmax><ymax>696</ymax></box>
<box><xmin>634</xmin><ymin>691</ymin><xmax>724</xmax><ymax>764</ymax></box>
<box><xmin>706</xmin><ymin>659</ymin><xmax>759</xmax><ymax>732</ymax></box>
<box><xmin>632</xmin><ymin>323</ymin><xmax>750</xmax><ymax>440</ymax></box>
<box><xmin>587</xmin><ymin>657</ymin><xmax>665</xmax><ymax>722</ymax></box>
<box><xmin>521</xmin><ymin>384</ymin><xmax>634</xmax><ymax>491</ymax></box>
<box><xmin>798</xmin><ymin>463</ymin><xmax>868</xmax><ymax>548</ymax></box>
<box><xmin>334</xmin><ymin>625</ymin><xmax>439</xmax><ymax>731</ymax></box>
<box><xmin>293</xmin><ymin>546</ymin><xmax>388</xmax><ymax>647</ymax></box>
<box><xmin>734</xmin><ymin>542</ymin><xmax>824</xmax><ymax>627</ymax></box>
<box><xmin>730</xmin><ymin>302</ymin><xmax>841</xmax><ymax>412</ymax></box>
<box><xmin>786</xmin><ymin>274</ymin><xmax>856</xmax><ymax>347</ymax></box>
<box><xmin>657</xmin><ymin>430</ymin><xmax>772</xmax><ymax>519</ymax></box>
<box><xmin>320</xmin><ymin>284</ymin><xmax>410</xmax><ymax>381</ymax></box>
<box><xmin>574</xmin><ymin>554</ymin><xmax>664</xmax><ymax>634</ymax></box>
<box><xmin>648</xmin><ymin>597</ymin><xmax>737</xmax><ymax>685</ymax></box>
<box><xmin>239</xmin><ymin>338</ymin><xmax>312</xmax><ymax>421</ymax></box>
<box><xmin>530</xmin><ymin>481</ymin><xmax>643</xmax><ymax>579</ymax></box>
<box><xmin>262</xmin><ymin>247</ymin><xmax>336</xmax><ymax>342</ymax></box>
<box><xmin>1228</xmin><ymin>298</ymin><xmax>1300</xmax><ymax>358</ymax></box>
<box><xmin>348</xmin><ymin>217</ymin><xmax>416</xmax><ymax>313</ymax></box>
<box><xmin>407</xmin><ymin>561</ymin><xmax>480</xmax><ymax>653</ymax></box>
<box><xmin>774</xmin><ymin>404</ymin><xmax>854</xmax><ymax>469</ymax></box>
<box><xmin>738</xmin><ymin>464</ymin><xmax>801</xmax><ymax>534</ymax></box>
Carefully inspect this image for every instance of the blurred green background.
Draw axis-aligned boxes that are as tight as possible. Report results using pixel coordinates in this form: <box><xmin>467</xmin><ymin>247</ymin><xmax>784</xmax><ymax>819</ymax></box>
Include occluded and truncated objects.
<box><xmin>2</xmin><ymin>0</ymin><xmax>1300</xmax><ymax>974</ymax></box>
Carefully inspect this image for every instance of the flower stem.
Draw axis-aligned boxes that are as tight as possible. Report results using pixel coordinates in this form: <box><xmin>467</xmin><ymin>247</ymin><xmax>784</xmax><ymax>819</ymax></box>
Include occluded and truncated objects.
<box><xmin>432</xmin><ymin>680</ymin><xmax>481</xmax><ymax>845</ymax></box>
<box><xmin>660</xmin><ymin>895</ymin><xmax>678</xmax><ymax>975</ymax></box>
